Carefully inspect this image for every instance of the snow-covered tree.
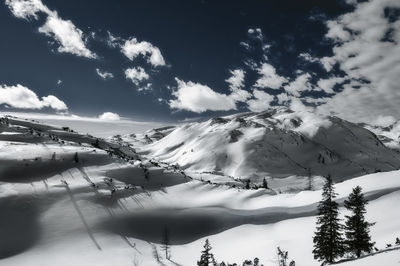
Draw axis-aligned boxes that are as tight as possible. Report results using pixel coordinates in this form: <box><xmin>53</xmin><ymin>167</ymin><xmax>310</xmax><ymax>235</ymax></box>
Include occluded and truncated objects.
<box><xmin>344</xmin><ymin>186</ymin><xmax>375</xmax><ymax>257</ymax></box>
<box><xmin>313</xmin><ymin>175</ymin><xmax>345</xmax><ymax>263</ymax></box>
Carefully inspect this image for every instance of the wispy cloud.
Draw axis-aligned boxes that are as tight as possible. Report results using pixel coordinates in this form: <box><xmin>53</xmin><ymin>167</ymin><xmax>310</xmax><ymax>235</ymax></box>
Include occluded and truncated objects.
<box><xmin>254</xmin><ymin>63</ymin><xmax>288</xmax><ymax>90</ymax></box>
<box><xmin>125</xmin><ymin>67</ymin><xmax>149</xmax><ymax>86</ymax></box>
<box><xmin>226</xmin><ymin>69</ymin><xmax>245</xmax><ymax>91</ymax></box>
<box><xmin>317</xmin><ymin>0</ymin><xmax>400</xmax><ymax>123</ymax></box>
<box><xmin>6</xmin><ymin>0</ymin><xmax>97</xmax><ymax>58</ymax></box>
<box><xmin>283</xmin><ymin>73</ymin><xmax>313</xmax><ymax>97</ymax></box>
<box><xmin>96</xmin><ymin>68</ymin><xmax>114</xmax><ymax>80</ymax></box>
<box><xmin>246</xmin><ymin>89</ymin><xmax>275</xmax><ymax>112</ymax></box>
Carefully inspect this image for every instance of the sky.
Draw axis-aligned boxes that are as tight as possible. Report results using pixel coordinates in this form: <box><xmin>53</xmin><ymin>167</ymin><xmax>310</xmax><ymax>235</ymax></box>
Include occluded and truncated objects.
<box><xmin>0</xmin><ymin>0</ymin><xmax>400</xmax><ymax>125</ymax></box>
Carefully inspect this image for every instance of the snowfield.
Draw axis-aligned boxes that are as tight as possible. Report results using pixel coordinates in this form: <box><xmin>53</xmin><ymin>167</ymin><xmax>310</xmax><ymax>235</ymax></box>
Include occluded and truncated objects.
<box><xmin>128</xmin><ymin>108</ymin><xmax>400</xmax><ymax>185</ymax></box>
<box><xmin>0</xmin><ymin>112</ymin><xmax>400</xmax><ymax>265</ymax></box>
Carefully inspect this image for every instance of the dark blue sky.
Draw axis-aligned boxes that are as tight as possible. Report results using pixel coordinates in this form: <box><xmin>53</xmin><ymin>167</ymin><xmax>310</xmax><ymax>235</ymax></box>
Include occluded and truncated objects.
<box><xmin>0</xmin><ymin>0</ymin><xmax>360</xmax><ymax>122</ymax></box>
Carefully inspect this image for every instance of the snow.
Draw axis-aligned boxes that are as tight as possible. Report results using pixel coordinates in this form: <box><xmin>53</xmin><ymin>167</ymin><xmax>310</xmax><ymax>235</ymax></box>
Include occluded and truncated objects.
<box><xmin>127</xmin><ymin>108</ymin><xmax>400</xmax><ymax>187</ymax></box>
<box><xmin>0</xmin><ymin>112</ymin><xmax>167</xmax><ymax>138</ymax></box>
<box><xmin>1</xmin><ymin>113</ymin><xmax>400</xmax><ymax>265</ymax></box>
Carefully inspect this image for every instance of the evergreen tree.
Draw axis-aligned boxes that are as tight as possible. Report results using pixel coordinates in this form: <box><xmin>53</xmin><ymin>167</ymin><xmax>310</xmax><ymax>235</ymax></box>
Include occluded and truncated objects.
<box><xmin>344</xmin><ymin>186</ymin><xmax>375</xmax><ymax>258</ymax></box>
<box><xmin>277</xmin><ymin>247</ymin><xmax>288</xmax><ymax>266</ymax></box>
<box><xmin>73</xmin><ymin>152</ymin><xmax>79</xmax><ymax>163</ymax></box>
<box><xmin>262</xmin><ymin>178</ymin><xmax>268</xmax><ymax>189</ymax></box>
<box><xmin>313</xmin><ymin>175</ymin><xmax>345</xmax><ymax>263</ymax></box>
<box><xmin>253</xmin><ymin>257</ymin><xmax>260</xmax><ymax>266</ymax></box>
<box><xmin>245</xmin><ymin>179</ymin><xmax>251</xmax><ymax>189</ymax></box>
<box><xmin>161</xmin><ymin>227</ymin><xmax>171</xmax><ymax>260</ymax></box>
<box><xmin>198</xmin><ymin>239</ymin><xmax>217</xmax><ymax>266</ymax></box>
<box><xmin>93</xmin><ymin>138</ymin><xmax>100</xmax><ymax>148</ymax></box>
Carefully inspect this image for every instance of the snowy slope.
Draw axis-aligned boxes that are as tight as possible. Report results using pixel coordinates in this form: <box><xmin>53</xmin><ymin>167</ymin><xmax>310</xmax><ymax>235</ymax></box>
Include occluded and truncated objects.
<box><xmin>363</xmin><ymin>121</ymin><xmax>400</xmax><ymax>150</ymax></box>
<box><xmin>1</xmin><ymin>114</ymin><xmax>400</xmax><ymax>266</ymax></box>
<box><xmin>129</xmin><ymin>108</ymin><xmax>400</xmax><ymax>185</ymax></box>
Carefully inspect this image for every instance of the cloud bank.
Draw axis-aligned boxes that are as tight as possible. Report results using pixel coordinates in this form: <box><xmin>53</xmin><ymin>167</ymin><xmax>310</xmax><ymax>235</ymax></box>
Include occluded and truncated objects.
<box><xmin>316</xmin><ymin>0</ymin><xmax>400</xmax><ymax>123</ymax></box>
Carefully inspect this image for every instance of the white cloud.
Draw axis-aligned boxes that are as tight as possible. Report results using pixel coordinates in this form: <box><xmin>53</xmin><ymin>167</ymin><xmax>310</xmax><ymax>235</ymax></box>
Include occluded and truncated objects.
<box><xmin>96</xmin><ymin>68</ymin><xmax>114</xmax><ymax>80</ymax></box>
<box><xmin>6</xmin><ymin>0</ymin><xmax>97</xmax><ymax>58</ymax></box>
<box><xmin>5</xmin><ymin>0</ymin><xmax>49</xmax><ymax>20</ymax></box>
<box><xmin>246</xmin><ymin>89</ymin><xmax>275</xmax><ymax>112</ymax></box>
<box><xmin>138</xmin><ymin>83</ymin><xmax>152</xmax><ymax>92</ymax></box>
<box><xmin>316</xmin><ymin>76</ymin><xmax>346</xmax><ymax>94</ymax></box>
<box><xmin>240</xmin><ymin>41</ymin><xmax>251</xmax><ymax>50</ymax></box>
<box><xmin>106</xmin><ymin>31</ymin><xmax>122</xmax><ymax>48</ymax></box>
<box><xmin>57</xmin><ymin>79</ymin><xmax>62</xmax><ymax>85</ymax></box>
<box><xmin>317</xmin><ymin>0</ymin><xmax>400</xmax><ymax>123</ymax></box>
<box><xmin>289</xmin><ymin>98</ymin><xmax>332</xmax><ymax>138</ymax></box>
<box><xmin>226</xmin><ymin>69</ymin><xmax>245</xmax><ymax>91</ymax></box>
<box><xmin>169</xmin><ymin>78</ymin><xmax>236</xmax><ymax>113</ymax></box>
<box><xmin>320</xmin><ymin>56</ymin><xmax>336</xmax><ymax>71</ymax></box>
<box><xmin>121</xmin><ymin>37</ymin><xmax>165</xmax><ymax>67</ymax></box>
<box><xmin>371</xmin><ymin>115</ymin><xmax>396</xmax><ymax>127</ymax></box>
<box><xmin>38</xmin><ymin>14</ymin><xmax>97</xmax><ymax>58</ymax></box>
<box><xmin>224</xmin><ymin>69</ymin><xmax>252</xmax><ymax>102</ymax></box>
<box><xmin>325</xmin><ymin>20</ymin><xmax>351</xmax><ymax>42</ymax></box>
<box><xmin>41</xmin><ymin>95</ymin><xmax>67</xmax><ymax>110</ymax></box>
<box><xmin>125</xmin><ymin>67</ymin><xmax>149</xmax><ymax>85</ymax></box>
<box><xmin>248</xmin><ymin>27</ymin><xmax>264</xmax><ymax>41</ymax></box>
<box><xmin>298</xmin><ymin>52</ymin><xmax>319</xmax><ymax>63</ymax></box>
<box><xmin>283</xmin><ymin>73</ymin><xmax>313</xmax><ymax>96</ymax></box>
<box><xmin>276</xmin><ymin>93</ymin><xmax>291</xmax><ymax>105</ymax></box>
<box><xmin>98</xmin><ymin>112</ymin><xmax>120</xmax><ymax>121</ymax></box>
<box><xmin>254</xmin><ymin>63</ymin><xmax>288</xmax><ymax>89</ymax></box>
<box><xmin>230</xmin><ymin>89</ymin><xmax>252</xmax><ymax>103</ymax></box>
<box><xmin>0</xmin><ymin>84</ymin><xmax>67</xmax><ymax>110</ymax></box>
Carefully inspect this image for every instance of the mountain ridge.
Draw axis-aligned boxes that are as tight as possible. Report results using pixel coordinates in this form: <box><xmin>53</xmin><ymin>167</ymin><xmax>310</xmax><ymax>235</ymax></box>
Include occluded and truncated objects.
<box><xmin>119</xmin><ymin>108</ymin><xmax>400</xmax><ymax>184</ymax></box>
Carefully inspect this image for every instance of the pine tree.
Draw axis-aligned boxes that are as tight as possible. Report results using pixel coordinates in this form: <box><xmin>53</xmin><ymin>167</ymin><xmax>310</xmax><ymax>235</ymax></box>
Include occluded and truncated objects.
<box><xmin>73</xmin><ymin>152</ymin><xmax>79</xmax><ymax>163</ymax></box>
<box><xmin>262</xmin><ymin>178</ymin><xmax>268</xmax><ymax>189</ymax></box>
<box><xmin>197</xmin><ymin>239</ymin><xmax>217</xmax><ymax>266</ymax></box>
<box><xmin>344</xmin><ymin>186</ymin><xmax>375</xmax><ymax>258</ymax></box>
<box><xmin>277</xmin><ymin>247</ymin><xmax>288</xmax><ymax>266</ymax></box>
<box><xmin>245</xmin><ymin>179</ymin><xmax>251</xmax><ymax>189</ymax></box>
<box><xmin>93</xmin><ymin>138</ymin><xmax>100</xmax><ymax>148</ymax></box>
<box><xmin>313</xmin><ymin>175</ymin><xmax>345</xmax><ymax>263</ymax></box>
<box><xmin>161</xmin><ymin>227</ymin><xmax>171</xmax><ymax>260</ymax></box>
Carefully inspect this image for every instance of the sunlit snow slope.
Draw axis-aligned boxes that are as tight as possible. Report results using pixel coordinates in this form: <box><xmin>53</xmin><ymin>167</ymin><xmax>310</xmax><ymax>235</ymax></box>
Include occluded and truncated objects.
<box><xmin>1</xmin><ymin>113</ymin><xmax>400</xmax><ymax>266</ymax></box>
<box><xmin>128</xmin><ymin>108</ymin><xmax>400</xmax><ymax>184</ymax></box>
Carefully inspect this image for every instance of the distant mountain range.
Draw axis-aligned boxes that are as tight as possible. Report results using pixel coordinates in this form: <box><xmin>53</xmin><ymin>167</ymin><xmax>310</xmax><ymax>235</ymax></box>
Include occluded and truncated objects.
<box><xmin>119</xmin><ymin>108</ymin><xmax>400</xmax><ymax>183</ymax></box>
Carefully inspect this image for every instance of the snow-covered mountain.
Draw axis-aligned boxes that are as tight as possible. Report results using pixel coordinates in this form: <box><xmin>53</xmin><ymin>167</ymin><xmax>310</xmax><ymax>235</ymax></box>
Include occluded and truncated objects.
<box><xmin>362</xmin><ymin>121</ymin><xmax>400</xmax><ymax>150</ymax></box>
<box><xmin>122</xmin><ymin>108</ymin><xmax>400</xmax><ymax>184</ymax></box>
<box><xmin>1</xmin><ymin>114</ymin><xmax>400</xmax><ymax>266</ymax></box>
